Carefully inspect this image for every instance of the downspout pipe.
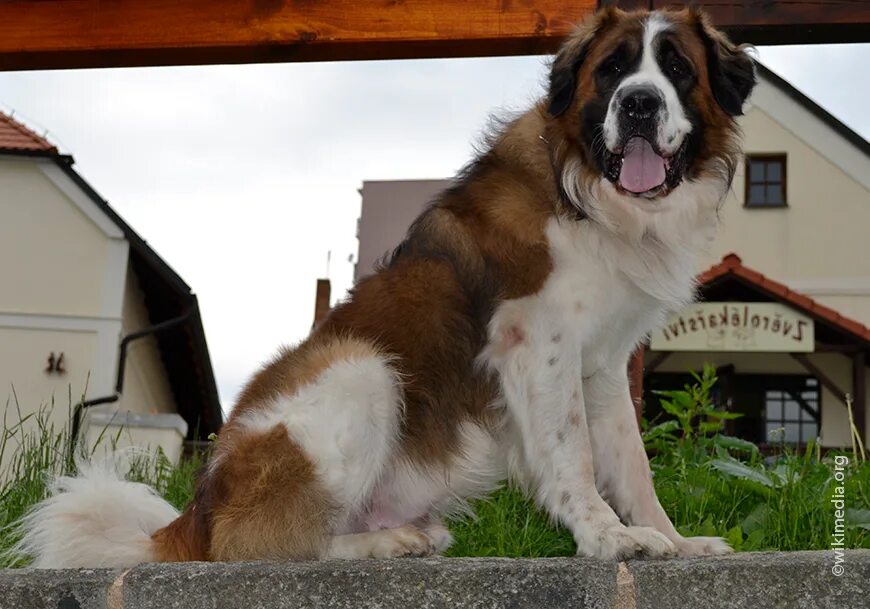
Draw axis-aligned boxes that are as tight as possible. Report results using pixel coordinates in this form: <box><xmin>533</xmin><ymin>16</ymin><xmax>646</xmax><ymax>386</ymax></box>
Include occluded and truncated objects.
<box><xmin>69</xmin><ymin>309</ymin><xmax>194</xmax><ymax>461</ymax></box>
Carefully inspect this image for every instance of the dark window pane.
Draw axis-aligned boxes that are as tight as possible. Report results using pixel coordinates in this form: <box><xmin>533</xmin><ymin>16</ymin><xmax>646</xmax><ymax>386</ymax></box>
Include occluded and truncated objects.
<box><xmin>783</xmin><ymin>422</ymin><xmax>801</xmax><ymax>443</ymax></box>
<box><xmin>784</xmin><ymin>401</ymin><xmax>800</xmax><ymax>420</ymax></box>
<box><xmin>766</xmin><ymin>402</ymin><xmax>782</xmax><ymax>419</ymax></box>
<box><xmin>804</xmin><ymin>422</ymin><xmax>818</xmax><ymax>443</ymax></box>
<box><xmin>750</xmin><ymin>161</ymin><xmax>766</xmax><ymax>182</ymax></box>
<box><xmin>749</xmin><ymin>185</ymin><xmax>766</xmax><ymax>203</ymax></box>
<box><xmin>766</xmin><ymin>184</ymin><xmax>783</xmax><ymax>205</ymax></box>
<box><xmin>767</xmin><ymin>161</ymin><xmax>782</xmax><ymax>182</ymax></box>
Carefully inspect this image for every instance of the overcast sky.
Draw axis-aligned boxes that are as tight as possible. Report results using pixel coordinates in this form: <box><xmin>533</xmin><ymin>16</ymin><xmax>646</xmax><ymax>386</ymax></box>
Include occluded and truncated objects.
<box><xmin>1</xmin><ymin>44</ymin><xmax>867</xmax><ymax>410</ymax></box>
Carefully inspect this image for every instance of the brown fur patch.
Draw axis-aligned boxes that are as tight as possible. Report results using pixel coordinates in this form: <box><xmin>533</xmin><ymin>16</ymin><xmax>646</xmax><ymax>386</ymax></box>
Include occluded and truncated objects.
<box><xmin>208</xmin><ymin>425</ymin><xmax>336</xmax><ymax>561</ymax></box>
<box><xmin>151</xmin><ymin>505</ymin><xmax>209</xmax><ymax>562</ymax></box>
<box><xmin>153</xmin><ymin>425</ymin><xmax>335</xmax><ymax>562</ymax></box>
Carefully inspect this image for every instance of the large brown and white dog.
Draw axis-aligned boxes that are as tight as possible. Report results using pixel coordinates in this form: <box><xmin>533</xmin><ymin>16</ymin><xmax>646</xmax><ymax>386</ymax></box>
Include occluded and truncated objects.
<box><xmin>18</xmin><ymin>8</ymin><xmax>755</xmax><ymax>567</ymax></box>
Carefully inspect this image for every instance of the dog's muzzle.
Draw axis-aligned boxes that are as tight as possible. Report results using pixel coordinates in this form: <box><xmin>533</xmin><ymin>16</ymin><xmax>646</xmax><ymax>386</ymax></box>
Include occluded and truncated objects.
<box><xmin>604</xmin><ymin>85</ymin><xmax>687</xmax><ymax>197</ymax></box>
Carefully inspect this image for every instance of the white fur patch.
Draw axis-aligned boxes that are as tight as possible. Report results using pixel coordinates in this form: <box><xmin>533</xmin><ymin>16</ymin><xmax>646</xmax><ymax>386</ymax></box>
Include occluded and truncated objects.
<box><xmin>237</xmin><ymin>355</ymin><xmax>403</xmax><ymax>518</ymax></box>
<box><xmin>354</xmin><ymin>421</ymin><xmax>506</xmax><ymax>534</ymax></box>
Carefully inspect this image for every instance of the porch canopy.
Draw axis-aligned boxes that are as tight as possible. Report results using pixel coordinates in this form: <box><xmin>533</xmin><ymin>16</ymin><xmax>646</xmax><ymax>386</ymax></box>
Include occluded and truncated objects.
<box><xmin>641</xmin><ymin>254</ymin><xmax>870</xmax><ymax>445</ymax></box>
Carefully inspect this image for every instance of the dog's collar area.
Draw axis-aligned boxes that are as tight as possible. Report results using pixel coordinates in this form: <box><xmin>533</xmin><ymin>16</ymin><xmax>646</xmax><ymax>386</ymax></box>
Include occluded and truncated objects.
<box><xmin>541</xmin><ymin>132</ymin><xmax>590</xmax><ymax>222</ymax></box>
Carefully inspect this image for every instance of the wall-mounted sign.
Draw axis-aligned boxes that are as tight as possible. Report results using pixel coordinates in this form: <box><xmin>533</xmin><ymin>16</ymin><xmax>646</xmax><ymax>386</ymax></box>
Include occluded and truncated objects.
<box><xmin>650</xmin><ymin>302</ymin><xmax>814</xmax><ymax>352</ymax></box>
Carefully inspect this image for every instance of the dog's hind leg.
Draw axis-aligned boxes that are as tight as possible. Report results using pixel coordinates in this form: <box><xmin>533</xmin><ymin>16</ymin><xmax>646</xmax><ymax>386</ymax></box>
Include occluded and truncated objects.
<box><xmin>203</xmin><ymin>338</ymin><xmax>421</xmax><ymax>561</ymax></box>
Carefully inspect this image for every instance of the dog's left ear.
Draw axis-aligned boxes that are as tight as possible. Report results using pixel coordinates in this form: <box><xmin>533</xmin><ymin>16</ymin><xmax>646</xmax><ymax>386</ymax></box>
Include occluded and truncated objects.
<box><xmin>547</xmin><ymin>9</ymin><xmax>616</xmax><ymax>117</ymax></box>
<box><xmin>694</xmin><ymin>10</ymin><xmax>756</xmax><ymax>116</ymax></box>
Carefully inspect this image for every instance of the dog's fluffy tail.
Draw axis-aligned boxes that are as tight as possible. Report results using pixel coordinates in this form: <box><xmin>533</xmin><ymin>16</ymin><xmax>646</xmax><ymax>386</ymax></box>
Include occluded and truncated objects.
<box><xmin>12</xmin><ymin>456</ymin><xmax>179</xmax><ymax>568</ymax></box>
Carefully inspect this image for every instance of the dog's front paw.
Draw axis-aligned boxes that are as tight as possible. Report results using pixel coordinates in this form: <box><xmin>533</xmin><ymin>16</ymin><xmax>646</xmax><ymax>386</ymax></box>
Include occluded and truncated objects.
<box><xmin>578</xmin><ymin>525</ymin><xmax>677</xmax><ymax>560</ymax></box>
<box><xmin>674</xmin><ymin>536</ymin><xmax>733</xmax><ymax>557</ymax></box>
<box><xmin>370</xmin><ymin>525</ymin><xmax>436</xmax><ymax>558</ymax></box>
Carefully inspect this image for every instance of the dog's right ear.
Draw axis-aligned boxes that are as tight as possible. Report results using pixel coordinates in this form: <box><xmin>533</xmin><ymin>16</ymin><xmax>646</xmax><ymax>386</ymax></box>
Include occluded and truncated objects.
<box><xmin>547</xmin><ymin>9</ymin><xmax>614</xmax><ymax>117</ymax></box>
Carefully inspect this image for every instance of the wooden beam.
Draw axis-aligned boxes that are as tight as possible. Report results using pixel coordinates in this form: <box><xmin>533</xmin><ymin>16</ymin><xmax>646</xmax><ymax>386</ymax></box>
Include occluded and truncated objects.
<box><xmin>0</xmin><ymin>0</ymin><xmax>595</xmax><ymax>71</ymax></box>
<box><xmin>628</xmin><ymin>345</ymin><xmax>646</xmax><ymax>429</ymax></box>
<box><xmin>790</xmin><ymin>353</ymin><xmax>848</xmax><ymax>406</ymax></box>
<box><xmin>651</xmin><ymin>0</ymin><xmax>870</xmax><ymax>44</ymax></box>
<box><xmin>0</xmin><ymin>0</ymin><xmax>868</xmax><ymax>72</ymax></box>
<box><xmin>814</xmin><ymin>343</ymin><xmax>860</xmax><ymax>354</ymax></box>
<box><xmin>852</xmin><ymin>350</ymin><xmax>866</xmax><ymax>445</ymax></box>
<box><xmin>643</xmin><ymin>351</ymin><xmax>672</xmax><ymax>376</ymax></box>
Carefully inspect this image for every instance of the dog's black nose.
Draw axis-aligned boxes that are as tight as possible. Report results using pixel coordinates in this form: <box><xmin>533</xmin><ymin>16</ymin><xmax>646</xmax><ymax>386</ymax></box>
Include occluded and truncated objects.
<box><xmin>620</xmin><ymin>86</ymin><xmax>662</xmax><ymax>118</ymax></box>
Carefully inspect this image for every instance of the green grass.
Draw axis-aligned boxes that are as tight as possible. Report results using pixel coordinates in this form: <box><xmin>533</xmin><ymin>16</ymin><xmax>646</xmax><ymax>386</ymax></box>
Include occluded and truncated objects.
<box><xmin>446</xmin><ymin>486</ymin><xmax>574</xmax><ymax>558</ymax></box>
<box><xmin>446</xmin><ymin>447</ymin><xmax>870</xmax><ymax>556</ymax></box>
<box><xmin>2</xmin><ymin>366</ymin><xmax>869</xmax><ymax>566</ymax></box>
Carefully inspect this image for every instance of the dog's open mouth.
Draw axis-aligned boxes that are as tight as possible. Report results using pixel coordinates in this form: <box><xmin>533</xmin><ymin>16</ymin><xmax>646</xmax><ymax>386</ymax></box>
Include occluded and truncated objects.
<box><xmin>604</xmin><ymin>136</ymin><xmax>686</xmax><ymax>198</ymax></box>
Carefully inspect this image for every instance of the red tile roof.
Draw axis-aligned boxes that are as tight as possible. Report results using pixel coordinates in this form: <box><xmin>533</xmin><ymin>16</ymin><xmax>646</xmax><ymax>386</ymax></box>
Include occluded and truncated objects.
<box><xmin>699</xmin><ymin>253</ymin><xmax>870</xmax><ymax>345</ymax></box>
<box><xmin>0</xmin><ymin>111</ymin><xmax>57</xmax><ymax>153</ymax></box>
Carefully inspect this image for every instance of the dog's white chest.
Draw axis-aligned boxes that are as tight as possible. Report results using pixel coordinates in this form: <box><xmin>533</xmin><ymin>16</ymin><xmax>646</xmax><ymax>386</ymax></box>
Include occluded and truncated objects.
<box><xmin>487</xmin><ymin>218</ymin><xmax>695</xmax><ymax>376</ymax></box>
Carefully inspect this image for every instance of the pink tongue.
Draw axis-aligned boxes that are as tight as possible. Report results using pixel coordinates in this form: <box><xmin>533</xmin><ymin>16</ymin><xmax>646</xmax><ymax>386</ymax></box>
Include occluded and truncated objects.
<box><xmin>618</xmin><ymin>137</ymin><xmax>666</xmax><ymax>194</ymax></box>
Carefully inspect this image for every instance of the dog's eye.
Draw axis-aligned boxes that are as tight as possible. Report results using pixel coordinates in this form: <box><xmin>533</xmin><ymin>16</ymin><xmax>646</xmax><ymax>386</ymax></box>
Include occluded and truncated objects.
<box><xmin>667</xmin><ymin>56</ymin><xmax>690</xmax><ymax>78</ymax></box>
<box><xmin>600</xmin><ymin>58</ymin><xmax>623</xmax><ymax>76</ymax></box>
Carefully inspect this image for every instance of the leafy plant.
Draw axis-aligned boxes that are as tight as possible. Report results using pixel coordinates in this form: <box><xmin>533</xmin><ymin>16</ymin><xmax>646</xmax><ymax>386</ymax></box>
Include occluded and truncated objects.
<box><xmin>643</xmin><ymin>363</ymin><xmax>745</xmax><ymax>452</ymax></box>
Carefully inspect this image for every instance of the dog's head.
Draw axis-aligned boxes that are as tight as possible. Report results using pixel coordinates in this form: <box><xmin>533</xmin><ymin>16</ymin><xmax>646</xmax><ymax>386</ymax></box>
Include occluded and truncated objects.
<box><xmin>546</xmin><ymin>8</ymin><xmax>755</xmax><ymax>216</ymax></box>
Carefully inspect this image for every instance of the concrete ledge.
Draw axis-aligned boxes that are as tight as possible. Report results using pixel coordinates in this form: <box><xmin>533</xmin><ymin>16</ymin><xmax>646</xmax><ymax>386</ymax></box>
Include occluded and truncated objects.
<box><xmin>1</xmin><ymin>551</ymin><xmax>867</xmax><ymax>609</ymax></box>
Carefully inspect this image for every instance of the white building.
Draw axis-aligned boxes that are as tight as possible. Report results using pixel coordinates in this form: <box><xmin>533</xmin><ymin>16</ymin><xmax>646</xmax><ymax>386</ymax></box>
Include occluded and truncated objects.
<box><xmin>0</xmin><ymin>112</ymin><xmax>222</xmax><ymax>468</ymax></box>
<box><xmin>352</xmin><ymin>64</ymin><xmax>870</xmax><ymax>449</ymax></box>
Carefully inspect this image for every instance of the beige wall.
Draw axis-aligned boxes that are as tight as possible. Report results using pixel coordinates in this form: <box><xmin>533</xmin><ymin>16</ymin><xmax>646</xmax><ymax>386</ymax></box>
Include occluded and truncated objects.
<box><xmin>0</xmin><ymin>325</ymin><xmax>96</xmax><ymax>422</ymax></box>
<box><xmin>117</xmin><ymin>267</ymin><xmax>177</xmax><ymax>415</ymax></box>
<box><xmin>0</xmin><ymin>158</ymin><xmax>114</xmax><ymax>318</ymax></box>
<box><xmin>0</xmin><ymin>325</ymin><xmax>99</xmax><ymax>475</ymax></box>
<box><xmin>1</xmin><ymin>156</ymin><xmax>122</xmax><ymax>413</ymax></box>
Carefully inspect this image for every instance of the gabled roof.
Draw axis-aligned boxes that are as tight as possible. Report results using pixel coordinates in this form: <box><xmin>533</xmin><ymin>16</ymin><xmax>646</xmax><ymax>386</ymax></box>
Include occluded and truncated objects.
<box><xmin>699</xmin><ymin>253</ymin><xmax>870</xmax><ymax>349</ymax></box>
<box><xmin>0</xmin><ymin>111</ymin><xmax>222</xmax><ymax>438</ymax></box>
<box><xmin>755</xmin><ymin>64</ymin><xmax>869</xmax><ymax>159</ymax></box>
<box><xmin>0</xmin><ymin>112</ymin><xmax>57</xmax><ymax>153</ymax></box>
